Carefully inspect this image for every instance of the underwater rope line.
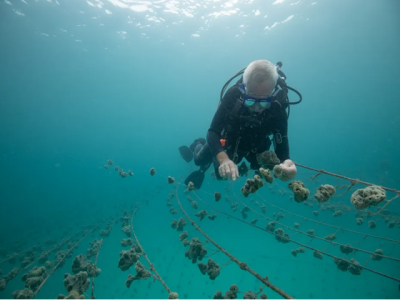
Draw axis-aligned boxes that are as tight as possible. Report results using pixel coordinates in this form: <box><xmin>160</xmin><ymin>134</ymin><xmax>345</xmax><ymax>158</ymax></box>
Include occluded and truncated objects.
<box><xmin>195</xmin><ymin>184</ymin><xmax>400</xmax><ymax>244</ymax></box>
<box><xmin>257</xmin><ymin>162</ymin><xmax>400</xmax><ymax>219</ymax></box>
<box><xmin>175</xmin><ymin>183</ymin><xmax>294</xmax><ymax>299</ymax></box>
<box><xmin>21</xmin><ymin>239</ymin><xmax>72</xmax><ymax>273</ymax></box>
<box><xmin>130</xmin><ymin>206</ymin><xmax>172</xmax><ymax>295</ymax></box>
<box><xmin>190</xmin><ymin>192</ymin><xmax>400</xmax><ymax>283</ymax></box>
<box><xmin>3</xmin><ymin>227</ymin><xmax>105</xmax><ymax>292</ymax></box>
<box><xmin>294</xmin><ymin>162</ymin><xmax>400</xmax><ymax>194</ymax></box>
<box><xmin>257</xmin><ymin>195</ymin><xmax>400</xmax><ymax>244</ymax></box>
<box><xmin>0</xmin><ymin>238</ymin><xmax>72</xmax><ymax>294</ymax></box>
<box><xmin>0</xmin><ymin>240</ymin><xmax>69</xmax><ymax>266</ymax></box>
<box><xmin>90</xmin><ymin>239</ymin><xmax>103</xmax><ymax>299</ymax></box>
<box><xmin>273</xmin><ymin>180</ymin><xmax>400</xmax><ymax>221</ymax></box>
<box><xmin>0</xmin><ymin>238</ymin><xmax>68</xmax><ymax>266</ymax></box>
<box><xmin>230</xmin><ymin>195</ymin><xmax>400</xmax><ymax>263</ymax></box>
<box><xmin>33</xmin><ymin>218</ymin><xmax>109</xmax><ymax>298</ymax></box>
<box><xmin>198</xmin><ymin>189</ymin><xmax>400</xmax><ymax>263</ymax></box>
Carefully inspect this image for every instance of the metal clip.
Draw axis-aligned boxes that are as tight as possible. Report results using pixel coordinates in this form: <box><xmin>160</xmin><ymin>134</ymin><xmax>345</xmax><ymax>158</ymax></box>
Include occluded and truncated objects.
<box><xmin>232</xmin><ymin>137</ymin><xmax>241</xmax><ymax>163</ymax></box>
<box><xmin>275</xmin><ymin>133</ymin><xmax>282</xmax><ymax>144</ymax></box>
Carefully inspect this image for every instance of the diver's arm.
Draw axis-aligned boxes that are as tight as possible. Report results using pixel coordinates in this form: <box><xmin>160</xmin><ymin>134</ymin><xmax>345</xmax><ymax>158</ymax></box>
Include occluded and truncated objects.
<box><xmin>207</xmin><ymin>130</ymin><xmax>224</xmax><ymax>158</ymax></box>
<box><xmin>207</xmin><ymin>131</ymin><xmax>239</xmax><ymax>180</ymax></box>
<box><xmin>273</xmin><ymin>107</ymin><xmax>296</xmax><ymax>181</ymax></box>
<box><xmin>207</xmin><ymin>86</ymin><xmax>241</xmax><ymax>180</ymax></box>
<box><xmin>207</xmin><ymin>86</ymin><xmax>240</xmax><ymax>157</ymax></box>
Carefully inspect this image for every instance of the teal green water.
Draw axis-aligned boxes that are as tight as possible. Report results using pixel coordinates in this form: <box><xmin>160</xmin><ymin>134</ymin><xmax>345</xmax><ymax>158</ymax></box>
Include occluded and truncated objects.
<box><xmin>0</xmin><ymin>0</ymin><xmax>400</xmax><ymax>299</ymax></box>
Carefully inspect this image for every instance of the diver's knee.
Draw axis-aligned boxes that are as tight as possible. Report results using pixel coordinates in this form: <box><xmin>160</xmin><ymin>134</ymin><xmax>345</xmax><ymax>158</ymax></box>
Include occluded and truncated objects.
<box><xmin>194</xmin><ymin>145</ymin><xmax>205</xmax><ymax>166</ymax></box>
<box><xmin>189</xmin><ymin>138</ymin><xmax>206</xmax><ymax>152</ymax></box>
<box><xmin>194</xmin><ymin>144</ymin><xmax>203</xmax><ymax>155</ymax></box>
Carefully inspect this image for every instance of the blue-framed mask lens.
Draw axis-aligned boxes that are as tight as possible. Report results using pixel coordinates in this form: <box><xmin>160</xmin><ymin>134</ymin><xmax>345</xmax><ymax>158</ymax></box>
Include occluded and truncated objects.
<box><xmin>244</xmin><ymin>99</ymin><xmax>256</xmax><ymax>106</ymax></box>
<box><xmin>244</xmin><ymin>97</ymin><xmax>272</xmax><ymax>107</ymax></box>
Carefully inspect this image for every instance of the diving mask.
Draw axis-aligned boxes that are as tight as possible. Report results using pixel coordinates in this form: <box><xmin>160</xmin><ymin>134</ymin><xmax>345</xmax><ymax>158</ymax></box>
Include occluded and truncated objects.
<box><xmin>239</xmin><ymin>83</ymin><xmax>281</xmax><ymax>108</ymax></box>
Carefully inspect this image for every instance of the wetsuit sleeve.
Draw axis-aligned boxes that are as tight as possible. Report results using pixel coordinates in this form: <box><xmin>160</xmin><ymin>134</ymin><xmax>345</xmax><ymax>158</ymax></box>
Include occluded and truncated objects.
<box><xmin>207</xmin><ymin>130</ymin><xmax>224</xmax><ymax>158</ymax></box>
<box><xmin>273</xmin><ymin>107</ymin><xmax>290</xmax><ymax>162</ymax></box>
<box><xmin>207</xmin><ymin>86</ymin><xmax>240</xmax><ymax>157</ymax></box>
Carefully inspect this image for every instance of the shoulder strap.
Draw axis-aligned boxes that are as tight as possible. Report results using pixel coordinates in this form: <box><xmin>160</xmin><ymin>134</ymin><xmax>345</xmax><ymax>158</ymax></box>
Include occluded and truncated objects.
<box><xmin>230</xmin><ymin>98</ymin><xmax>243</xmax><ymax>118</ymax></box>
<box><xmin>274</xmin><ymin>77</ymin><xmax>289</xmax><ymax>109</ymax></box>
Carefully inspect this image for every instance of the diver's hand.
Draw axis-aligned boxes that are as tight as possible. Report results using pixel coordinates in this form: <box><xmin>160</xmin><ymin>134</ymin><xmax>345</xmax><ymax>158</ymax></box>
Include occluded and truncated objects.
<box><xmin>216</xmin><ymin>151</ymin><xmax>239</xmax><ymax>181</ymax></box>
<box><xmin>218</xmin><ymin>158</ymin><xmax>239</xmax><ymax>181</ymax></box>
<box><xmin>279</xmin><ymin>159</ymin><xmax>297</xmax><ymax>182</ymax></box>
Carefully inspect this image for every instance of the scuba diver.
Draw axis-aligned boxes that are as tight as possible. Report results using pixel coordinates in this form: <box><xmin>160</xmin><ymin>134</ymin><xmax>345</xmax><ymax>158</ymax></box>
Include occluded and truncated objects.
<box><xmin>179</xmin><ymin>60</ymin><xmax>300</xmax><ymax>189</ymax></box>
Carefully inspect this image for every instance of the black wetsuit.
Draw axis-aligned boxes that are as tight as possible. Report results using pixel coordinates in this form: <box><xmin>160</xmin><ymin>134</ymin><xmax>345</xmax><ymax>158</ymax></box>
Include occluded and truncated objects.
<box><xmin>193</xmin><ymin>82</ymin><xmax>290</xmax><ymax>179</ymax></box>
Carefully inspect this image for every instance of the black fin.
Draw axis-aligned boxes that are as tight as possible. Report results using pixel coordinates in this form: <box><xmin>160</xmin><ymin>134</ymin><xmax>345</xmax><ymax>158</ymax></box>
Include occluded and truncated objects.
<box><xmin>184</xmin><ymin>170</ymin><xmax>205</xmax><ymax>189</ymax></box>
<box><xmin>179</xmin><ymin>146</ymin><xmax>193</xmax><ymax>163</ymax></box>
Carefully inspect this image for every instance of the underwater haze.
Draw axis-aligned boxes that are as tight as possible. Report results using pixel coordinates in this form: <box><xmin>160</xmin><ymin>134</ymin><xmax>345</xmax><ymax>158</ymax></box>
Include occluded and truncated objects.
<box><xmin>1</xmin><ymin>0</ymin><xmax>400</xmax><ymax>299</ymax></box>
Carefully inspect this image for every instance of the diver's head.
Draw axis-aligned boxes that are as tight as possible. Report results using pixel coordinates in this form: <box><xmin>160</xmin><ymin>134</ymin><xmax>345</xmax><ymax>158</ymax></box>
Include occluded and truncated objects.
<box><xmin>241</xmin><ymin>60</ymin><xmax>279</xmax><ymax>113</ymax></box>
